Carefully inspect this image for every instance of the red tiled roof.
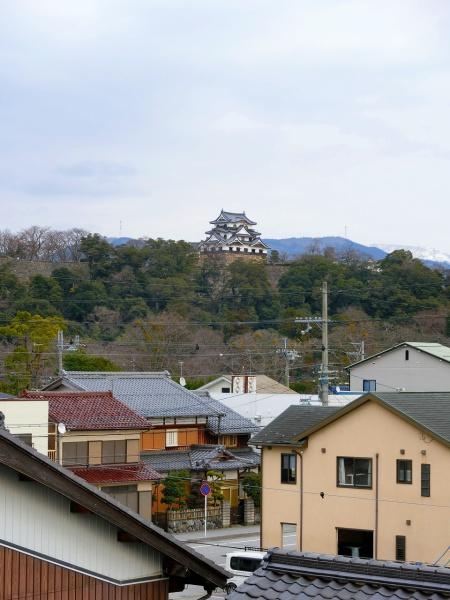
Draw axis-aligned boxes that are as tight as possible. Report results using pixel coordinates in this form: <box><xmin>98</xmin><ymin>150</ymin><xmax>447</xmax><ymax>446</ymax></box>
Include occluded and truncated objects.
<box><xmin>71</xmin><ymin>463</ymin><xmax>161</xmax><ymax>484</ymax></box>
<box><xmin>21</xmin><ymin>390</ymin><xmax>152</xmax><ymax>431</ymax></box>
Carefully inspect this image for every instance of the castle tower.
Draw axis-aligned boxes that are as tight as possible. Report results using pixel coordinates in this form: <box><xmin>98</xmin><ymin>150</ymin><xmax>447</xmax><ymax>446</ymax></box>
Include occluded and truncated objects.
<box><xmin>199</xmin><ymin>210</ymin><xmax>270</xmax><ymax>258</ymax></box>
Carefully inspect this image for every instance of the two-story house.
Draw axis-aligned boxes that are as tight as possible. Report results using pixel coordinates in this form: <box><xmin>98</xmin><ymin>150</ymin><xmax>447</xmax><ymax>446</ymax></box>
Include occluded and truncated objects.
<box><xmin>22</xmin><ymin>390</ymin><xmax>161</xmax><ymax>520</ymax></box>
<box><xmin>44</xmin><ymin>372</ymin><xmax>260</xmax><ymax>509</ymax></box>
<box><xmin>347</xmin><ymin>341</ymin><xmax>450</xmax><ymax>392</ymax></box>
<box><xmin>252</xmin><ymin>392</ymin><xmax>450</xmax><ymax>564</ymax></box>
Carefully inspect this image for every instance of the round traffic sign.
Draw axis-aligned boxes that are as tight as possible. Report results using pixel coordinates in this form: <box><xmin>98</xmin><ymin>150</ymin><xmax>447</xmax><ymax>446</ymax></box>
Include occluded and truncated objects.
<box><xmin>200</xmin><ymin>482</ymin><xmax>211</xmax><ymax>496</ymax></box>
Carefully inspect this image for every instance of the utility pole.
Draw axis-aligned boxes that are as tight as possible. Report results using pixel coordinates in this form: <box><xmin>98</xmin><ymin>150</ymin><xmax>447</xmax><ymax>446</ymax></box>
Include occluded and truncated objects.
<box><xmin>319</xmin><ymin>281</ymin><xmax>329</xmax><ymax>406</ymax></box>
<box><xmin>277</xmin><ymin>338</ymin><xmax>299</xmax><ymax>388</ymax></box>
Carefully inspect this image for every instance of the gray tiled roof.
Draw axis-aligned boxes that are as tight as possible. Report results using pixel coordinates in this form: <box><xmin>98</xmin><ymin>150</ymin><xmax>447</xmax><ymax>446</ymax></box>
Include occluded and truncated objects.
<box><xmin>373</xmin><ymin>392</ymin><xmax>450</xmax><ymax>445</ymax></box>
<box><xmin>195</xmin><ymin>391</ymin><xmax>259</xmax><ymax>435</ymax></box>
<box><xmin>58</xmin><ymin>372</ymin><xmax>222</xmax><ymax>419</ymax></box>
<box><xmin>141</xmin><ymin>445</ymin><xmax>260</xmax><ymax>473</ymax></box>
<box><xmin>229</xmin><ymin>550</ymin><xmax>450</xmax><ymax>599</ymax></box>
<box><xmin>250</xmin><ymin>405</ymin><xmax>340</xmax><ymax>446</ymax></box>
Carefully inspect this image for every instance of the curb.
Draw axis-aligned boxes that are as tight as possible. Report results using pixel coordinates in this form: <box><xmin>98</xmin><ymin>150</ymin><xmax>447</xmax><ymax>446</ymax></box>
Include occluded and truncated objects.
<box><xmin>177</xmin><ymin>528</ymin><xmax>260</xmax><ymax>544</ymax></box>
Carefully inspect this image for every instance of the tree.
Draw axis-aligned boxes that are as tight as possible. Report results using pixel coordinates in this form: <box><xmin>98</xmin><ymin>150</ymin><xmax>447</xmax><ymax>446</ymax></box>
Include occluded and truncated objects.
<box><xmin>0</xmin><ymin>311</ymin><xmax>65</xmax><ymax>393</ymax></box>
<box><xmin>161</xmin><ymin>470</ymin><xmax>190</xmax><ymax>509</ymax></box>
<box><xmin>80</xmin><ymin>234</ymin><xmax>115</xmax><ymax>278</ymax></box>
<box><xmin>207</xmin><ymin>470</ymin><xmax>224</xmax><ymax>506</ymax></box>
<box><xmin>63</xmin><ymin>349</ymin><xmax>119</xmax><ymax>372</ymax></box>
<box><xmin>241</xmin><ymin>472</ymin><xmax>261</xmax><ymax>507</ymax></box>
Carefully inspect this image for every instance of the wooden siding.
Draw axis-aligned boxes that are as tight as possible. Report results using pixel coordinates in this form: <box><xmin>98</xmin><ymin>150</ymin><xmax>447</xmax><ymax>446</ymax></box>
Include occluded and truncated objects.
<box><xmin>0</xmin><ymin>544</ymin><xmax>169</xmax><ymax>599</ymax></box>
<box><xmin>141</xmin><ymin>427</ymin><xmax>205</xmax><ymax>451</ymax></box>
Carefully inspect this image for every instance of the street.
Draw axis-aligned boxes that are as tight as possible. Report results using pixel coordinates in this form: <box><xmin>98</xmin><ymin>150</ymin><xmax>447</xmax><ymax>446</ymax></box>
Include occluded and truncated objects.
<box><xmin>170</xmin><ymin>526</ymin><xmax>297</xmax><ymax>599</ymax></box>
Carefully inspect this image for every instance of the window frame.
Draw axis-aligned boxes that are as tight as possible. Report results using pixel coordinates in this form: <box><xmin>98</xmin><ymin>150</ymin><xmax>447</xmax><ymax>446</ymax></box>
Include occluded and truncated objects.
<box><xmin>165</xmin><ymin>429</ymin><xmax>179</xmax><ymax>448</ymax></box>
<box><xmin>396</xmin><ymin>459</ymin><xmax>413</xmax><ymax>484</ymax></box>
<box><xmin>337</xmin><ymin>456</ymin><xmax>373</xmax><ymax>489</ymax></box>
<box><xmin>62</xmin><ymin>441</ymin><xmax>89</xmax><ymax>467</ymax></box>
<box><xmin>421</xmin><ymin>463</ymin><xmax>430</xmax><ymax>497</ymax></box>
<box><xmin>102</xmin><ymin>439</ymin><xmax>127</xmax><ymax>465</ymax></box>
<box><xmin>280</xmin><ymin>453</ymin><xmax>297</xmax><ymax>485</ymax></box>
<box><xmin>395</xmin><ymin>535</ymin><xmax>406</xmax><ymax>561</ymax></box>
<box><xmin>362</xmin><ymin>379</ymin><xmax>376</xmax><ymax>392</ymax></box>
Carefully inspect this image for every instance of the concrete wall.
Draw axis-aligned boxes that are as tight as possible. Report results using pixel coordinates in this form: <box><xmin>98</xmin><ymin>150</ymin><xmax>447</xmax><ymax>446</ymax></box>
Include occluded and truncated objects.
<box><xmin>0</xmin><ymin>399</ymin><xmax>48</xmax><ymax>455</ymax></box>
<box><xmin>349</xmin><ymin>345</ymin><xmax>450</xmax><ymax>392</ymax></box>
<box><xmin>261</xmin><ymin>399</ymin><xmax>450</xmax><ymax>564</ymax></box>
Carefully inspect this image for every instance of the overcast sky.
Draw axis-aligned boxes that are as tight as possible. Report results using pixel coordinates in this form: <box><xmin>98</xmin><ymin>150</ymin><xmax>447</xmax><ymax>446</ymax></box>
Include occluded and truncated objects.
<box><xmin>1</xmin><ymin>1</ymin><xmax>449</xmax><ymax>251</ymax></box>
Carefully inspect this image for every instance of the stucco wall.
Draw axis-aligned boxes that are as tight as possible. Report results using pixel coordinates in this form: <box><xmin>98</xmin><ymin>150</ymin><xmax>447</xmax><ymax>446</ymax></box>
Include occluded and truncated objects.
<box><xmin>349</xmin><ymin>346</ymin><xmax>450</xmax><ymax>391</ymax></box>
<box><xmin>0</xmin><ymin>400</ymin><xmax>48</xmax><ymax>455</ymax></box>
<box><xmin>261</xmin><ymin>400</ymin><xmax>450</xmax><ymax>563</ymax></box>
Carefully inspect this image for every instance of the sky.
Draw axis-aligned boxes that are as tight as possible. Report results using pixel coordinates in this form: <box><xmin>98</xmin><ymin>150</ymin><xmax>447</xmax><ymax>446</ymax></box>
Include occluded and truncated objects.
<box><xmin>1</xmin><ymin>0</ymin><xmax>450</xmax><ymax>251</ymax></box>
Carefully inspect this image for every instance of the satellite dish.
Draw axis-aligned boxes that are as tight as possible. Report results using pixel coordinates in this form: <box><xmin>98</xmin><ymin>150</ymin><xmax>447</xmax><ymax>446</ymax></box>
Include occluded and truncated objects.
<box><xmin>179</xmin><ymin>377</ymin><xmax>186</xmax><ymax>387</ymax></box>
<box><xmin>57</xmin><ymin>423</ymin><xmax>66</xmax><ymax>435</ymax></box>
<box><xmin>335</xmin><ymin>386</ymin><xmax>341</xmax><ymax>393</ymax></box>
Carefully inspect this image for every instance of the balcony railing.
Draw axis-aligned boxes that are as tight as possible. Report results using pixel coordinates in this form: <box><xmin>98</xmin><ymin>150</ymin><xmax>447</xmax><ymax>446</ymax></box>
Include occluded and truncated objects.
<box><xmin>48</xmin><ymin>449</ymin><xmax>57</xmax><ymax>461</ymax></box>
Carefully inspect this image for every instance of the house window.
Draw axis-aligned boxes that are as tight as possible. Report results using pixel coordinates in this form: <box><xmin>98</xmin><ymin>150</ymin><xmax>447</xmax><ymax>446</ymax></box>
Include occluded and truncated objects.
<box><xmin>63</xmin><ymin>441</ymin><xmax>88</xmax><ymax>466</ymax></box>
<box><xmin>102</xmin><ymin>440</ymin><xmax>127</xmax><ymax>465</ymax></box>
<box><xmin>405</xmin><ymin>350</ymin><xmax>409</xmax><ymax>361</ymax></box>
<box><xmin>395</xmin><ymin>535</ymin><xmax>406</xmax><ymax>561</ymax></box>
<box><xmin>220</xmin><ymin>435</ymin><xmax>237</xmax><ymax>447</ymax></box>
<box><xmin>362</xmin><ymin>380</ymin><xmax>376</xmax><ymax>392</ymax></box>
<box><xmin>337</xmin><ymin>457</ymin><xmax>372</xmax><ymax>488</ymax></box>
<box><xmin>103</xmin><ymin>485</ymin><xmax>139</xmax><ymax>513</ymax></box>
<box><xmin>166</xmin><ymin>430</ymin><xmax>178</xmax><ymax>447</ymax></box>
<box><xmin>221</xmin><ymin>387</ymin><xmax>231</xmax><ymax>393</ymax></box>
<box><xmin>421</xmin><ymin>464</ymin><xmax>430</xmax><ymax>497</ymax></box>
<box><xmin>396</xmin><ymin>460</ymin><xmax>412</xmax><ymax>484</ymax></box>
<box><xmin>281</xmin><ymin>454</ymin><xmax>297</xmax><ymax>484</ymax></box>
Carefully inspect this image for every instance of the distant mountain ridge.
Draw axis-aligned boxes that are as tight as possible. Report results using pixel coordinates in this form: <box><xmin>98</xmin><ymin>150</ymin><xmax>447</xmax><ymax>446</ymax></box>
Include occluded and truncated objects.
<box><xmin>107</xmin><ymin>236</ymin><xmax>450</xmax><ymax>269</ymax></box>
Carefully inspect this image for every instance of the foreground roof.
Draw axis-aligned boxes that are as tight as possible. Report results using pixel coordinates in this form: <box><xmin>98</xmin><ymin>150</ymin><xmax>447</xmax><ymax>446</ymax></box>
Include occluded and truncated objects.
<box><xmin>347</xmin><ymin>341</ymin><xmax>450</xmax><ymax>369</ymax></box>
<box><xmin>72</xmin><ymin>463</ymin><xmax>162</xmax><ymax>484</ymax></box>
<box><xmin>45</xmin><ymin>372</ymin><xmax>222</xmax><ymax>419</ymax></box>
<box><xmin>229</xmin><ymin>550</ymin><xmax>450</xmax><ymax>599</ymax></box>
<box><xmin>0</xmin><ymin>425</ymin><xmax>228</xmax><ymax>589</ymax></box>
<box><xmin>141</xmin><ymin>445</ymin><xmax>260</xmax><ymax>473</ymax></box>
<box><xmin>22</xmin><ymin>390</ymin><xmax>151</xmax><ymax>430</ymax></box>
<box><xmin>250</xmin><ymin>405</ymin><xmax>340</xmax><ymax>446</ymax></box>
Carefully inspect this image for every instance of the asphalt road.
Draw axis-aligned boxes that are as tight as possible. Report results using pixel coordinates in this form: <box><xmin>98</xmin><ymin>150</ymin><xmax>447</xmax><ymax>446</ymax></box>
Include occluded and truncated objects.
<box><xmin>170</xmin><ymin>530</ymin><xmax>297</xmax><ymax>599</ymax></box>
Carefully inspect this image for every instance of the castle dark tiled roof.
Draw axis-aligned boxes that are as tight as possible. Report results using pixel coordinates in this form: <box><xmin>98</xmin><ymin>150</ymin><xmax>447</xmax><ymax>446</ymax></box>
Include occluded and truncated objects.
<box><xmin>72</xmin><ymin>463</ymin><xmax>161</xmax><ymax>484</ymax></box>
<box><xmin>229</xmin><ymin>550</ymin><xmax>450</xmax><ymax>599</ymax></box>
<box><xmin>22</xmin><ymin>390</ymin><xmax>151</xmax><ymax>431</ymax></box>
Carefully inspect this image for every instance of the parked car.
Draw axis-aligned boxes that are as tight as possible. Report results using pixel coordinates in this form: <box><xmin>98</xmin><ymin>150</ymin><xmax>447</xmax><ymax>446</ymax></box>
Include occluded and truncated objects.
<box><xmin>224</xmin><ymin>550</ymin><xmax>266</xmax><ymax>593</ymax></box>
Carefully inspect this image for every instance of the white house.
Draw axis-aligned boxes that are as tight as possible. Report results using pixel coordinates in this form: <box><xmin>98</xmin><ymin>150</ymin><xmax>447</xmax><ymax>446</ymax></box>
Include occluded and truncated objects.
<box><xmin>347</xmin><ymin>342</ymin><xmax>450</xmax><ymax>392</ymax></box>
<box><xmin>0</xmin><ymin>394</ymin><xmax>49</xmax><ymax>455</ymax></box>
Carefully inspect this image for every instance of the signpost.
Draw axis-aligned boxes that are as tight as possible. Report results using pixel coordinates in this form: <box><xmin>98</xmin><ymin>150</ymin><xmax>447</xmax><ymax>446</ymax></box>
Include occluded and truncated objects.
<box><xmin>200</xmin><ymin>482</ymin><xmax>211</xmax><ymax>537</ymax></box>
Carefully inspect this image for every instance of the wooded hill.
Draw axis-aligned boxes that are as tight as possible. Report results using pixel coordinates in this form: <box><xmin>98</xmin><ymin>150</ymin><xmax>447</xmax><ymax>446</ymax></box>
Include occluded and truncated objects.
<box><xmin>0</xmin><ymin>228</ymin><xmax>449</xmax><ymax>394</ymax></box>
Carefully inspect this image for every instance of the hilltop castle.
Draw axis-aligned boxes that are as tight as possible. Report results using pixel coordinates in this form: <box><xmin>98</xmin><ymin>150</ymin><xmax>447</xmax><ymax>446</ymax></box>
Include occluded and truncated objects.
<box><xmin>199</xmin><ymin>210</ymin><xmax>270</xmax><ymax>259</ymax></box>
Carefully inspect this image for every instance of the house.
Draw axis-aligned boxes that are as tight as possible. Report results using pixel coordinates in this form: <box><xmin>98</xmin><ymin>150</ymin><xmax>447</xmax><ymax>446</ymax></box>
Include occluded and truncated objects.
<box><xmin>199</xmin><ymin>210</ymin><xmax>270</xmax><ymax>257</ymax></box>
<box><xmin>347</xmin><ymin>341</ymin><xmax>450</xmax><ymax>392</ymax></box>
<box><xmin>198</xmin><ymin>374</ymin><xmax>296</xmax><ymax>395</ymax></box>
<box><xmin>21</xmin><ymin>390</ymin><xmax>160</xmax><ymax>520</ymax></box>
<box><xmin>252</xmin><ymin>392</ymin><xmax>450</xmax><ymax>564</ymax></box>
<box><xmin>142</xmin><ymin>444</ymin><xmax>260</xmax><ymax>511</ymax></box>
<box><xmin>43</xmin><ymin>372</ymin><xmax>260</xmax><ymax>509</ymax></box>
<box><xmin>228</xmin><ymin>550</ymin><xmax>450</xmax><ymax>599</ymax></box>
<box><xmin>0</xmin><ymin>419</ymin><xmax>228</xmax><ymax>596</ymax></box>
<box><xmin>0</xmin><ymin>394</ymin><xmax>49</xmax><ymax>454</ymax></box>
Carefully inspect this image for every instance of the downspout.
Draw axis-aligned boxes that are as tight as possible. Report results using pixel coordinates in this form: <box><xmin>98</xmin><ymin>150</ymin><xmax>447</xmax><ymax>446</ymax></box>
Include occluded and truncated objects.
<box><xmin>259</xmin><ymin>448</ymin><xmax>264</xmax><ymax>550</ymax></box>
<box><xmin>294</xmin><ymin>449</ymin><xmax>304</xmax><ymax>551</ymax></box>
<box><xmin>375</xmin><ymin>453</ymin><xmax>379</xmax><ymax>559</ymax></box>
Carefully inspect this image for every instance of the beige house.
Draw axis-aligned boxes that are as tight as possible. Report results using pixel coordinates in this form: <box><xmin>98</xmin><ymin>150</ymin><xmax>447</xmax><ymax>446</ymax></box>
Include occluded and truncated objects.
<box><xmin>347</xmin><ymin>342</ymin><xmax>450</xmax><ymax>392</ymax></box>
<box><xmin>252</xmin><ymin>393</ymin><xmax>450</xmax><ymax>565</ymax></box>
<box><xmin>0</xmin><ymin>394</ymin><xmax>49</xmax><ymax>455</ymax></box>
<box><xmin>22</xmin><ymin>390</ymin><xmax>161</xmax><ymax>520</ymax></box>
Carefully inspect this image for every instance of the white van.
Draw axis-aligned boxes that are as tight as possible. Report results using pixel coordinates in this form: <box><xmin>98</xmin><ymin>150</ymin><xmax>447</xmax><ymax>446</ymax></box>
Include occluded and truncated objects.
<box><xmin>224</xmin><ymin>550</ymin><xmax>265</xmax><ymax>593</ymax></box>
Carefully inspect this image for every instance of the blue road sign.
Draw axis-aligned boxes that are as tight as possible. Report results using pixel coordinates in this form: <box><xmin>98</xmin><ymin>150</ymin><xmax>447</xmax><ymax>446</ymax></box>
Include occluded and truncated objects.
<box><xmin>200</xmin><ymin>482</ymin><xmax>211</xmax><ymax>496</ymax></box>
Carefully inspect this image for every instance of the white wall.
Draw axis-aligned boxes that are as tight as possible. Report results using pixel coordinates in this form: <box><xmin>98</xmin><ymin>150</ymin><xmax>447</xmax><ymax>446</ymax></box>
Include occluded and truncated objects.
<box><xmin>349</xmin><ymin>346</ymin><xmax>450</xmax><ymax>392</ymax></box>
<box><xmin>0</xmin><ymin>464</ymin><xmax>162</xmax><ymax>583</ymax></box>
<box><xmin>0</xmin><ymin>400</ymin><xmax>48</xmax><ymax>455</ymax></box>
